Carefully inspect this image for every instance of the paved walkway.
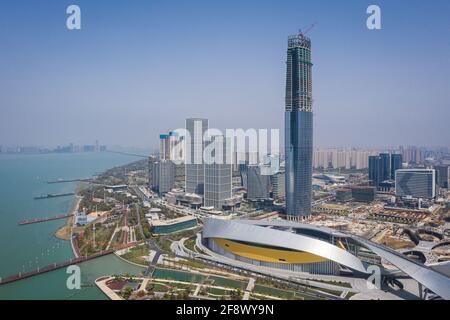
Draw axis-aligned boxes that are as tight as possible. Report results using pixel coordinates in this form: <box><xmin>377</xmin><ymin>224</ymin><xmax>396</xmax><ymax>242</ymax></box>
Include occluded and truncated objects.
<box><xmin>139</xmin><ymin>278</ymin><xmax>150</xmax><ymax>292</ymax></box>
<box><xmin>193</xmin><ymin>284</ymin><xmax>201</xmax><ymax>296</ymax></box>
<box><xmin>95</xmin><ymin>277</ymin><xmax>123</xmax><ymax>300</ymax></box>
<box><xmin>243</xmin><ymin>278</ymin><xmax>255</xmax><ymax>300</ymax></box>
<box><xmin>106</xmin><ymin>225</ymin><xmax>119</xmax><ymax>250</ymax></box>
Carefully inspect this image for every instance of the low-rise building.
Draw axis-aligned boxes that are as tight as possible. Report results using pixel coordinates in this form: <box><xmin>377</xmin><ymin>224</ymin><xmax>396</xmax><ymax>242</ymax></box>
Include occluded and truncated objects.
<box><xmin>145</xmin><ymin>208</ymin><xmax>161</xmax><ymax>221</ymax></box>
<box><xmin>76</xmin><ymin>211</ymin><xmax>96</xmax><ymax>226</ymax></box>
<box><xmin>316</xmin><ymin>203</ymin><xmax>351</xmax><ymax>215</ymax></box>
<box><xmin>106</xmin><ymin>184</ymin><xmax>128</xmax><ymax>193</ymax></box>
<box><xmin>335</xmin><ymin>188</ymin><xmax>352</xmax><ymax>202</ymax></box>
<box><xmin>351</xmin><ymin>186</ymin><xmax>376</xmax><ymax>203</ymax></box>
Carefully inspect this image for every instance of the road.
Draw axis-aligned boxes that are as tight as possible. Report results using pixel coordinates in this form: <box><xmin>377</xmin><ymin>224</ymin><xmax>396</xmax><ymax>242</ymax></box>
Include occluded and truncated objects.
<box><xmin>143</xmin><ymin>238</ymin><xmax>163</xmax><ymax>277</ymax></box>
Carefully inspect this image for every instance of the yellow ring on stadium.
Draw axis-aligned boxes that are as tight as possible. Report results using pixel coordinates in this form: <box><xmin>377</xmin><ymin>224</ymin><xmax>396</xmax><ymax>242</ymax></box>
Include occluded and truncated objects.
<box><xmin>213</xmin><ymin>238</ymin><xmax>328</xmax><ymax>264</ymax></box>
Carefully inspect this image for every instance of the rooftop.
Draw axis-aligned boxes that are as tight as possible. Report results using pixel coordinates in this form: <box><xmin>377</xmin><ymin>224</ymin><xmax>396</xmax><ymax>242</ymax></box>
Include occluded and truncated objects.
<box><xmin>150</xmin><ymin>215</ymin><xmax>196</xmax><ymax>227</ymax></box>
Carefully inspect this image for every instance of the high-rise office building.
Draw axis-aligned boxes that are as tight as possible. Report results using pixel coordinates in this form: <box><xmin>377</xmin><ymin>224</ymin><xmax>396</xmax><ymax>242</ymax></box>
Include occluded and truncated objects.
<box><xmin>159</xmin><ymin>134</ymin><xmax>170</xmax><ymax>160</ymax></box>
<box><xmin>148</xmin><ymin>155</ymin><xmax>157</xmax><ymax>187</ymax></box>
<box><xmin>246</xmin><ymin>165</ymin><xmax>271</xmax><ymax>201</ymax></box>
<box><xmin>160</xmin><ymin>131</ymin><xmax>182</xmax><ymax>161</ymax></box>
<box><xmin>370</xmin><ymin>153</ymin><xmax>395</xmax><ymax>186</ymax></box>
<box><xmin>391</xmin><ymin>154</ymin><xmax>403</xmax><ymax>180</ymax></box>
<box><xmin>151</xmin><ymin>160</ymin><xmax>175</xmax><ymax>196</ymax></box>
<box><xmin>204</xmin><ymin>135</ymin><xmax>232</xmax><ymax>210</ymax></box>
<box><xmin>284</xmin><ymin>32</ymin><xmax>313</xmax><ymax>219</ymax></box>
<box><xmin>239</xmin><ymin>164</ymin><xmax>249</xmax><ymax>189</ymax></box>
<box><xmin>185</xmin><ymin>118</ymin><xmax>208</xmax><ymax>195</ymax></box>
<box><xmin>271</xmin><ymin>169</ymin><xmax>285</xmax><ymax>199</ymax></box>
<box><xmin>380</xmin><ymin>153</ymin><xmax>391</xmax><ymax>181</ymax></box>
<box><xmin>434</xmin><ymin>164</ymin><xmax>449</xmax><ymax>189</ymax></box>
<box><xmin>369</xmin><ymin>155</ymin><xmax>382</xmax><ymax>187</ymax></box>
<box><xmin>395</xmin><ymin>169</ymin><xmax>436</xmax><ymax>199</ymax></box>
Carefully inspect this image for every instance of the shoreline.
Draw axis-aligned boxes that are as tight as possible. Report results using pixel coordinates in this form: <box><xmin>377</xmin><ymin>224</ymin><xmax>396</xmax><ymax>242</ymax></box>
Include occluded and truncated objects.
<box><xmin>114</xmin><ymin>251</ymin><xmax>148</xmax><ymax>268</ymax></box>
<box><xmin>54</xmin><ymin>195</ymin><xmax>81</xmax><ymax>241</ymax></box>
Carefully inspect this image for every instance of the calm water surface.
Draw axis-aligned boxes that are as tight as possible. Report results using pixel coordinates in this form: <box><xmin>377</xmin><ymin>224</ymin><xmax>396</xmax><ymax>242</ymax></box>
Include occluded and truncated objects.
<box><xmin>0</xmin><ymin>152</ymin><xmax>145</xmax><ymax>299</ymax></box>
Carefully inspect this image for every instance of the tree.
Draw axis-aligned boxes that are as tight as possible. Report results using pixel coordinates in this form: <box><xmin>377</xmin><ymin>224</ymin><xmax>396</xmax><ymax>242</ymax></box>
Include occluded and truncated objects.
<box><xmin>179</xmin><ymin>290</ymin><xmax>191</xmax><ymax>300</ymax></box>
<box><xmin>121</xmin><ymin>287</ymin><xmax>133</xmax><ymax>300</ymax></box>
<box><xmin>136</xmin><ymin>290</ymin><xmax>146</xmax><ymax>298</ymax></box>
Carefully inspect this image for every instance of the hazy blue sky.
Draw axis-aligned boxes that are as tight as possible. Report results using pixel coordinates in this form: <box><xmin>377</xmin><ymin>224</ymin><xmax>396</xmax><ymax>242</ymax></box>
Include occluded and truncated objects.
<box><xmin>0</xmin><ymin>0</ymin><xmax>449</xmax><ymax>149</ymax></box>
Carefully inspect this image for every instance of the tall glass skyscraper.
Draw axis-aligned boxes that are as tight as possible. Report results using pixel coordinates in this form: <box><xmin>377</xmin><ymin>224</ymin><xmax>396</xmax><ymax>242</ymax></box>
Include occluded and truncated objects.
<box><xmin>185</xmin><ymin>118</ymin><xmax>208</xmax><ymax>195</ymax></box>
<box><xmin>369</xmin><ymin>155</ymin><xmax>382</xmax><ymax>187</ymax></box>
<box><xmin>204</xmin><ymin>135</ymin><xmax>232</xmax><ymax>209</ymax></box>
<box><xmin>380</xmin><ymin>153</ymin><xmax>391</xmax><ymax>181</ymax></box>
<box><xmin>391</xmin><ymin>154</ymin><xmax>403</xmax><ymax>180</ymax></box>
<box><xmin>285</xmin><ymin>33</ymin><xmax>313</xmax><ymax>219</ymax></box>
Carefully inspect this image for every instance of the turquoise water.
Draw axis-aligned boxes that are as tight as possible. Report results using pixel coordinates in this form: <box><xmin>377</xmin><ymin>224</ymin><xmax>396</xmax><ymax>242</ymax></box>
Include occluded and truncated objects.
<box><xmin>0</xmin><ymin>152</ymin><xmax>146</xmax><ymax>299</ymax></box>
<box><xmin>153</xmin><ymin>268</ymin><xmax>206</xmax><ymax>283</ymax></box>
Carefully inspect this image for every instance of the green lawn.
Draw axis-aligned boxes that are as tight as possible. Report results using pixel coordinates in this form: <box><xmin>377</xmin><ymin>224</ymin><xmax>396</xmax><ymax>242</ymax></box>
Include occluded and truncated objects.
<box><xmin>184</xmin><ymin>239</ymin><xmax>197</xmax><ymax>252</ymax></box>
<box><xmin>207</xmin><ymin>287</ymin><xmax>230</xmax><ymax>296</ymax></box>
<box><xmin>121</xmin><ymin>244</ymin><xmax>149</xmax><ymax>265</ymax></box>
<box><xmin>146</xmin><ymin>283</ymin><xmax>169</xmax><ymax>293</ymax></box>
<box><xmin>307</xmin><ymin>278</ymin><xmax>352</xmax><ymax>288</ymax></box>
<box><xmin>253</xmin><ymin>285</ymin><xmax>319</xmax><ymax>300</ymax></box>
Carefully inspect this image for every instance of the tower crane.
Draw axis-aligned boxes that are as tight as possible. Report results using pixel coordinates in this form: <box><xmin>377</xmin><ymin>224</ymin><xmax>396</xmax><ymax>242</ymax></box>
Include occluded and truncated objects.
<box><xmin>299</xmin><ymin>22</ymin><xmax>317</xmax><ymax>37</ymax></box>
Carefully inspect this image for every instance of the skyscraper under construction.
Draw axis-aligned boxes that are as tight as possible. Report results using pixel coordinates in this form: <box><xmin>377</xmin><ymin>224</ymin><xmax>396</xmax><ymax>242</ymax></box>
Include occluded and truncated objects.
<box><xmin>285</xmin><ymin>32</ymin><xmax>313</xmax><ymax>219</ymax></box>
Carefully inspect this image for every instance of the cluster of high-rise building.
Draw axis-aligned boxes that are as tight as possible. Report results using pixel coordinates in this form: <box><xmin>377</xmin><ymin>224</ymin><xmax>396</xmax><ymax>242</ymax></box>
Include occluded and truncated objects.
<box><xmin>313</xmin><ymin>149</ymin><xmax>378</xmax><ymax>170</ymax></box>
<box><xmin>399</xmin><ymin>146</ymin><xmax>425</xmax><ymax>165</ymax></box>
<box><xmin>152</xmin><ymin>117</ymin><xmax>288</xmax><ymax>210</ymax></box>
<box><xmin>144</xmin><ymin>31</ymin><xmax>450</xmax><ymax>299</ymax></box>
<box><xmin>0</xmin><ymin>142</ymin><xmax>106</xmax><ymax>154</ymax></box>
<box><xmin>367</xmin><ymin>152</ymin><xmax>450</xmax><ymax>199</ymax></box>
<box><xmin>149</xmin><ymin>31</ymin><xmax>316</xmax><ymax>220</ymax></box>
<box><xmin>151</xmin><ymin>118</ymin><xmax>239</xmax><ymax>210</ymax></box>
<box><xmin>313</xmin><ymin>146</ymin><xmax>450</xmax><ymax>171</ymax></box>
<box><xmin>149</xmin><ymin>30</ymin><xmax>449</xmax><ymax>221</ymax></box>
<box><xmin>368</xmin><ymin>153</ymin><xmax>403</xmax><ymax>187</ymax></box>
<box><xmin>399</xmin><ymin>145</ymin><xmax>450</xmax><ymax>165</ymax></box>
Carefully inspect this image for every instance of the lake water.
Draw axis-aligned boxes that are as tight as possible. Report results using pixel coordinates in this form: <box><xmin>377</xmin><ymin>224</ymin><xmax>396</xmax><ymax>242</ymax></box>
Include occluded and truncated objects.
<box><xmin>0</xmin><ymin>152</ymin><xmax>146</xmax><ymax>299</ymax></box>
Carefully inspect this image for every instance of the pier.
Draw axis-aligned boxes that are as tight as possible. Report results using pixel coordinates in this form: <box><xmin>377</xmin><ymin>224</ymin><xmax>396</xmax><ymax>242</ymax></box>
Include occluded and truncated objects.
<box><xmin>18</xmin><ymin>214</ymin><xmax>74</xmax><ymax>226</ymax></box>
<box><xmin>0</xmin><ymin>240</ymin><xmax>143</xmax><ymax>286</ymax></box>
<box><xmin>47</xmin><ymin>178</ymin><xmax>91</xmax><ymax>184</ymax></box>
<box><xmin>34</xmin><ymin>192</ymin><xmax>75</xmax><ymax>200</ymax></box>
<box><xmin>0</xmin><ymin>250</ymin><xmax>114</xmax><ymax>286</ymax></box>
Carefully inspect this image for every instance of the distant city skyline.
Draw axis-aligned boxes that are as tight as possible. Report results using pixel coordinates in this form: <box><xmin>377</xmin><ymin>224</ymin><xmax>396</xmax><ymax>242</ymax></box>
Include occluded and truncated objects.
<box><xmin>1</xmin><ymin>0</ymin><xmax>449</xmax><ymax>149</ymax></box>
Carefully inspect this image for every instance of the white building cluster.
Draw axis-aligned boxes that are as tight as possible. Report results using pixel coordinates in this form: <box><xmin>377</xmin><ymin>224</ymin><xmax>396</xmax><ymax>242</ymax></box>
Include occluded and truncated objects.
<box><xmin>313</xmin><ymin>149</ymin><xmax>379</xmax><ymax>170</ymax></box>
